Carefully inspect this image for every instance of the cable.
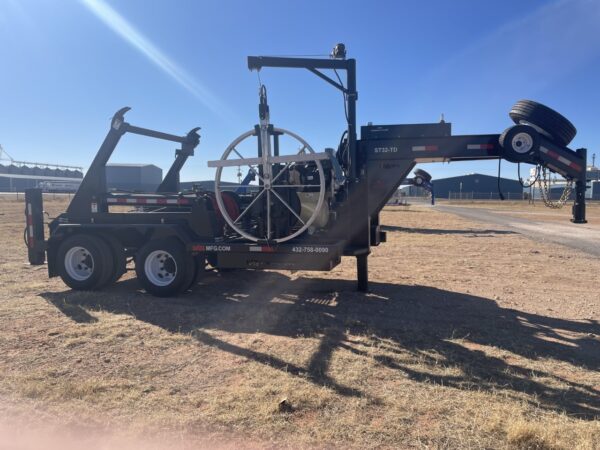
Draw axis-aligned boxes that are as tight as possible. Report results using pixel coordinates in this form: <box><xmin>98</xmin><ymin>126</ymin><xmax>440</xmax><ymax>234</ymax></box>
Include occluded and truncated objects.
<box><xmin>336</xmin><ymin>130</ymin><xmax>348</xmax><ymax>167</ymax></box>
<box><xmin>333</xmin><ymin>69</ymin><xmax>349</xmax><ymax>125</ymax></box>
<box><xmin>256</xmin><ymin>70</ymin><xmax>263</xmax><ymax>90</ymax></box>
<box><xmin>518</xmin><ymin>163</ymin><xmax>539</xmax><ymax>188</ymax></box>
<box><xmin>497</xmin><ymin>158</ymin><xmax>505</xmax><ymax>201</ymax></box>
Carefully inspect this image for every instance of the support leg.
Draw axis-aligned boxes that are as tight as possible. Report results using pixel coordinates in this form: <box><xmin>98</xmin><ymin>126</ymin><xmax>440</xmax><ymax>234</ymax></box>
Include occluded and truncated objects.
<box><xmin>571</xmin><ymin>148</ymin><xmax>587</xmax><ymax>224</ymax></box>
<box><xmin>357</xmin><ymin>254</ymin><xmax>369</xmax><ymax>292</ymax></box>
<box><xmin>572</xmin><ymin>179</ymin><xmax>587</xmax><ymax>223</ymax></box>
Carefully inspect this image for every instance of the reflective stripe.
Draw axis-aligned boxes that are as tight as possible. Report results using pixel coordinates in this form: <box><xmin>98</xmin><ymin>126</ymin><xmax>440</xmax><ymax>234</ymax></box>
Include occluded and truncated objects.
<box><xmin>467</xmin><ymin>144</ymin><xmax>494</xmax><ymax>150</ymax></box>
<box><xmin>540</xmin><ymin>146</ymin><xmax>582</xmax><ymax>171</ymax></box>
<box><xmin>106</xmin><ymin>197</ymin><xmax>191</xmax><ymax>205</ymax></box>
<box><xmin>26</xmin><ymin>204</ymin><xmax>34</xmax><ymax>248</ymax></box>
<box><xmin>412</xmin><ymin>145</ymin><xmax>438</xmax><ymax>152</ymax></box>
<box><xmin>249</xmin><ymin>246</ymin><xmax>275</xmax><ymax>253</ymax></box>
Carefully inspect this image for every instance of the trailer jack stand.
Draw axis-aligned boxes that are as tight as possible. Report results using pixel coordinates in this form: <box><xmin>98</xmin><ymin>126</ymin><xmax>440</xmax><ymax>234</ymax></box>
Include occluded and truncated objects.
<box><xmin>357</xmin><ymin>254</ymin><xmax>369</xmax><ymax>292</ymax></box>
<box><xmin>571</xmin><ymin>148</ymin><xmax>588</xmax><ymax>224</ymax></box>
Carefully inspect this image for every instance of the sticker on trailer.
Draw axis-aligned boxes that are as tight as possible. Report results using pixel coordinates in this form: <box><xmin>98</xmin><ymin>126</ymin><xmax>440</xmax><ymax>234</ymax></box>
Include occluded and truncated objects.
<box><xmin>292</xmin><ymin>246</ymin><xmax>330</xmax><ymax>253</ymax></box>
<box><xmin>373</xmin><ymin>147</ymin><xmax>398</xmax><ymax>153</ymax></box>
<box><xmin>204</xmin><ymin>245</ymin><xmax>232</xmax><ymax>252</ymax></box>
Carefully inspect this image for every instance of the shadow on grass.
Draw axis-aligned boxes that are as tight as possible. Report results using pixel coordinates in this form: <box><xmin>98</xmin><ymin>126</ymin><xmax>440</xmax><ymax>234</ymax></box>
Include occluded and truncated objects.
<box><xmin>43</xmin><ymin>271</ymin><xmax>600</xmax><ymax>418</ymax></box>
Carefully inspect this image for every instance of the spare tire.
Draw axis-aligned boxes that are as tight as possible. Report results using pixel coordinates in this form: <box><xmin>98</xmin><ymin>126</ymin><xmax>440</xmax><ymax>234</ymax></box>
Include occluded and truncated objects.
<box><xmin>509</xmin><ymin>100</ymin><xmax>576</xmax><ymax>147</ymax></box>
<box><xmin>413</xmin><ymin>169</ymin><xmax>432</xmax><ymax>183</ymax></box>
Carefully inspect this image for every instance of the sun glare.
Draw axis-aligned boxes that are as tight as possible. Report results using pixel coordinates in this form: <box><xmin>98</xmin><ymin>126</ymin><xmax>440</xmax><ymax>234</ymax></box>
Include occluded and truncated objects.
<box><xmin>80</xmin><ymin>0</ymin><xmax>229</xmax><ymax>118</ymax></box>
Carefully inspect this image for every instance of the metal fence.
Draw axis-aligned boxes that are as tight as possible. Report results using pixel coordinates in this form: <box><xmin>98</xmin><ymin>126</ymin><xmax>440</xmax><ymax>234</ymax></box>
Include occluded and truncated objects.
<box><xmin>447</xmin><ymin>191</ymin><xmax>526</xmax><ymax>200</ymax></box>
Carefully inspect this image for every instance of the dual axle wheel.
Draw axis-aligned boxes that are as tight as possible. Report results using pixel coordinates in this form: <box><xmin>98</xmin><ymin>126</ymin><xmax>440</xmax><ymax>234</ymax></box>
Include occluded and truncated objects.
<box><xmin>57</xmin><ymin>235</ymin><xmax>199</xmax><ymax>297</ymax></box>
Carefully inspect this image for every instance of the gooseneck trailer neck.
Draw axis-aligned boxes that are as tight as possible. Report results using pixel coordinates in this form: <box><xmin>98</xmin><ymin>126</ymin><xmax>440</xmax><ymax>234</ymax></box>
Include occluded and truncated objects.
<box><xmin>24</xmin><ymin>44</ymin><xmax>588</xmax><ymax>297</ymax></box>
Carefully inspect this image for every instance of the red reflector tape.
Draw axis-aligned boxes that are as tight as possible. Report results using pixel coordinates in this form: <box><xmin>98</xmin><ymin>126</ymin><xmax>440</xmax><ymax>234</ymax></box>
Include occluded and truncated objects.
<box><xmin>107</xmin><ymin>197</ymin><xmax>191</xmax><ymax>205</ymax></box>
<box><xmin>540</xmin><ymin>146</ymin><xmax>582</xmax><ymax>172</ymax></box>
<box><xmin>412</xmin><ymin>145</ymin><xmax>438</xmax><ymax>152</ymax></box>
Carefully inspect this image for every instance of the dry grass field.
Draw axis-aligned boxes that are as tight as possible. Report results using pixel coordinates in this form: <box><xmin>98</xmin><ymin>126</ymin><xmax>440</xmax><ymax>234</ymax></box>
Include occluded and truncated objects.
<box><xmin>1</xmin><ymin>196</ymin><xmax>600</xmax><ymax>449</ymax></box>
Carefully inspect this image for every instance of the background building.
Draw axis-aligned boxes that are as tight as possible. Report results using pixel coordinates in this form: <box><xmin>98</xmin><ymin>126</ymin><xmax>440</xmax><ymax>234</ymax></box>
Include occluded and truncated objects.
<box><xmin>397</xmin><ymin>185</ymin><xmax>431</xmax><ymax>197</ymax></box>
<box><xmin>588</xmin><ymin>165</ymin><xmax>600</xmax><ymax>200</ymax></box>
<box><xmin>432</xmin><ymin>173</ymin><xmax>523</xmax><ymax>199</ymax></box>
<box><xmin>106</xmin><ymin>163</ymin><xmax>162</xmax><ymax>192</ymax></box>
<box><xmin>528</xmin><ymin>164</ymin><xmax>600</xmax><ymax>200</ymax></box>
<box><xmin>0</xmin><ymin>163</ymin><xmax>83</xmax><ymax>192</ymax></box>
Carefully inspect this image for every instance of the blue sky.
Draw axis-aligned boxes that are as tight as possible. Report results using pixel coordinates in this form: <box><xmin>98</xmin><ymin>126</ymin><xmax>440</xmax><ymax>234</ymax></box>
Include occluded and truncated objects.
<box><xmin>1</xmin><ymin>0</ymin><xmax>599</xmax><ymax>183</ymax></box>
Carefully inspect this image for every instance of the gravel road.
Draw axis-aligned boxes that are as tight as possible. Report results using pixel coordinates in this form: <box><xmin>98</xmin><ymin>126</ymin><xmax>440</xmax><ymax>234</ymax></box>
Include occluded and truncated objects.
<box><xmin>435</xmin><ymin>204</ymin><xmax>600</xmax><ymax>257</ymax></box>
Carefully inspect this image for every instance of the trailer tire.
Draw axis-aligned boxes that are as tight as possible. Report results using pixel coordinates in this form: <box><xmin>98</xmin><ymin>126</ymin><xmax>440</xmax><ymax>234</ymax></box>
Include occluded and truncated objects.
<box><xmin>99</xmin><ymin>233</ymin><xmax>127</xmax><ymax>285</ymax></box>
<box><xmin>413</xmin><ymin>169</ymin><xmax>432</xmax><ymax>183</ymax></box>
<box><xmin>180</xmin><ymin>255</ymin><xmax>205</xmax><ymax>293</ymax></box>
<box><xmin>509</xmin><ymin>100</ymin><xmax>576</xmax><ymax>147</ymax></box>
<box><xmin>57</xmin><ymin>234</ymin><xmax>113</xmax><ymax>291</ymax></box>
<box><xmin>135</xmin><ymin>238</ymin><xmax>190</xmax><ymax>297</ymax></box>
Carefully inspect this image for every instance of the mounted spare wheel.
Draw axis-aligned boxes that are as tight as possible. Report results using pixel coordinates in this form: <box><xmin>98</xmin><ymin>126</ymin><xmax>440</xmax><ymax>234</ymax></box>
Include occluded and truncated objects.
<box><xmin>413</xmin><ymin>169</ymin><xmax>432</xmax><ymax>183</ymax></box>
<box><xmin>135</xmin><ymin>238</ymin><xmax>195</xmax><ymax>297</ymax></box>
<box><xmin>57</xmin><ymin>234</ymin><xmax>113</xmax><ymax>290</ymax></box>
<box><xmin>499</xmin><ymin>124</ymin><xmax>540</xmax><ymax>163</ymax></box>
<box><xmin>509</xmin><ymin>100</ymin><xmax>576</xmax><ymax>147</ymax></box>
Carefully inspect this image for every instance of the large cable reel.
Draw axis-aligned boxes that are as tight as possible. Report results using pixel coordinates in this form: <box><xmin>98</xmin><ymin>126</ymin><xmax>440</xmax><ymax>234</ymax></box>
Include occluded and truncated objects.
<box><xmin>208</xmin><ymin>125</ymin><xmax>330</xmax><ymax>243</ymax></box>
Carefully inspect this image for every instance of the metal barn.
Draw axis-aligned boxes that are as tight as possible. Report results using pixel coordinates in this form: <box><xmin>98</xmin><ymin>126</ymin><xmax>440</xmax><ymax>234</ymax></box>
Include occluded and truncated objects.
<box><xmin>432</xmin><ymin>173</ymin><xmax>523</xmax><ymax>199</ymax></box>
<box><xmin>106</xmin><ymin>164</ymin><xmax>162</xmax><ymax>192</ymax></box>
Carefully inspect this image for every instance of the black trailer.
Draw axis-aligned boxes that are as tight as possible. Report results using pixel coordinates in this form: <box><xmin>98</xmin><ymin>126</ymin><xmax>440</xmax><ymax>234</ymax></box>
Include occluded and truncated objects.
<box><xmin>25</xmin><ymin>44</ymin><xmax>588</xmax><ymax>296</ymax></box>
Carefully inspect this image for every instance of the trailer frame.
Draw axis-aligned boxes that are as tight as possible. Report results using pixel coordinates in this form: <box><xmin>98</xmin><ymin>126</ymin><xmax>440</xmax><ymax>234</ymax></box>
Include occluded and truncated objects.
<box><xmin>25</xmin><ymin>45</ymin><xmax>588</xmax><ymax>295</ymax></box>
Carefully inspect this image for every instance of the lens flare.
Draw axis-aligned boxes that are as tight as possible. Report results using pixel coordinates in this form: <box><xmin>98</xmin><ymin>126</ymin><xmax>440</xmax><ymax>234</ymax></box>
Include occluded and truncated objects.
<box><xmin>80</xmin><ymin>0</ymin><xmax>229</xmax><ymax>118</ymax></box>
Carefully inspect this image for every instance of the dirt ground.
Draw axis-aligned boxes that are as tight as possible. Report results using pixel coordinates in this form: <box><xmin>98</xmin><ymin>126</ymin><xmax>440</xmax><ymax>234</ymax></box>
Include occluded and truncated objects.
<box><xmin>1</xmin><ymin>197</ymin><xmax>599</xmax><ymax>449</ymax></box>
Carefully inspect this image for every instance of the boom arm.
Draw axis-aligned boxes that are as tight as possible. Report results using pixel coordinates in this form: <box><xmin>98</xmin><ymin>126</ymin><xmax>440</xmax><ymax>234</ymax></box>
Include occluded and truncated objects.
<box><xmin>67</xmin><ymin>108</ymin><xmax>200</xmax><ymax>215</ymax></box>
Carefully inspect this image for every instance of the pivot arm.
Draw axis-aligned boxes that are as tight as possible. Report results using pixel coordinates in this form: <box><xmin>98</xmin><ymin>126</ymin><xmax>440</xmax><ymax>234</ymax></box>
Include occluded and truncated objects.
<box><xmin>67</xmin><ymin>108</ymin><xmax>200</xmax><ymax>215</ymax></box>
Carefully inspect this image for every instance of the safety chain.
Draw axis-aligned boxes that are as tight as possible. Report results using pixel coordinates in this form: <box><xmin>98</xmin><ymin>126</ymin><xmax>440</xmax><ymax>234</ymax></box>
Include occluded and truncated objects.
<box><xmin>539</xmin><ymin>165</ymin><xmax>573</xmax><ymax>209</ymax></box>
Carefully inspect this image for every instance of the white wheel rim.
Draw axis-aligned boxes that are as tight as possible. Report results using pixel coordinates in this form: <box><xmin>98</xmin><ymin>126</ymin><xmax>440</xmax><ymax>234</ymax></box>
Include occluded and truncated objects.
<box><xmin>214</xmin><ymin>127</ymin><xmax>326</xmax><ymax>243</ymax></box>
<box><xmin>64</xmin><ymin>246</ymin><xmax>94</xmax><ymax>281</ymax></box>
<box><xmin>144</xmin><ymin>250</ymin><xmax>177</xmax><ymax>286</ymax></box>
<box><xmin>512</xmin><ymin>132</ymin><xmax>534</xmax><ymax>154</ymax></box>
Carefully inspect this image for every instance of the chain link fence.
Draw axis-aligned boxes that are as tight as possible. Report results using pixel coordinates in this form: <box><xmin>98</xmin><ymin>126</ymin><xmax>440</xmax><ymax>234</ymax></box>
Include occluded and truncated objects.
<box><xmin>447</xmin><ymin>192</ymin><xmax>526</xmax><ymax>200</ymax></box>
